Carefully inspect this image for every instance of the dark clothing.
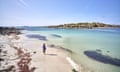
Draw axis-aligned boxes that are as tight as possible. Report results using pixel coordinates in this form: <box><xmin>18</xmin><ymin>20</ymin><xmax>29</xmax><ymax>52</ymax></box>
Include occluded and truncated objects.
<box><xmin>42</xmin><ymin>44</ymin><xmax>46</xmax><ymax>54</ymax></box>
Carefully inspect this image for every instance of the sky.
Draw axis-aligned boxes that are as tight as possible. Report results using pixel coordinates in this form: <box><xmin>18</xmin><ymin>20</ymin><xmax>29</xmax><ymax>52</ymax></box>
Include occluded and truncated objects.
<box><xmin>0</xmin><ymin>0</ymin><xmax>120</xmax><ymax>26</ymax></box>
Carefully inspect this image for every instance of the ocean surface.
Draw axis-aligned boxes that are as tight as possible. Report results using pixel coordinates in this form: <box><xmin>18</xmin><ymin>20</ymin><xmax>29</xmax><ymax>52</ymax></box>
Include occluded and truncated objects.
<box><xmin>23</xmin><ymin>27</ymin><xmax>120</xmax><ymax>72</ymax></box>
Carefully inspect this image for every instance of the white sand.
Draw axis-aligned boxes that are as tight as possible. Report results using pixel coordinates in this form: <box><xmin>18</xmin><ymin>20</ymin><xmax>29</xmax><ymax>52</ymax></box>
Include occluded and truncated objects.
<box><xmin>21</xmin><ymin>35</ymin><xmax>73</xmax><ymax>72</ymax></box>
<box><xmin>0</xmin><ymin>34</ymin><xmax>81</xmax><ymax>72</ymax></box>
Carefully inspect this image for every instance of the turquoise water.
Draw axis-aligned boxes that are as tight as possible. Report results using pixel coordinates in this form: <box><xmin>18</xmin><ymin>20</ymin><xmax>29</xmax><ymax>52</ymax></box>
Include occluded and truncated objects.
<box><xmin>23</xmin><ymin>27</ymin><xmax>120</xmax><ymax>72</ymax></box>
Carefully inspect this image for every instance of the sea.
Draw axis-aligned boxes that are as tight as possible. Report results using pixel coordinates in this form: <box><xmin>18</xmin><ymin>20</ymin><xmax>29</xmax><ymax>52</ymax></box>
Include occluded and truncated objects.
<box><xmin>22</xmin><ymin>27</ymin><xmax>120</xmax><ymax>72</ymax></box>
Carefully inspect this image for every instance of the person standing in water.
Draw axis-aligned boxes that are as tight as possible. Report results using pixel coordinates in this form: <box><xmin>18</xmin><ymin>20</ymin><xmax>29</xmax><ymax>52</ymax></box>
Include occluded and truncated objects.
<box><xmin>42</xmin><ymin>43</ymin><xmax>46</xmax><ymax>55</ymax></box>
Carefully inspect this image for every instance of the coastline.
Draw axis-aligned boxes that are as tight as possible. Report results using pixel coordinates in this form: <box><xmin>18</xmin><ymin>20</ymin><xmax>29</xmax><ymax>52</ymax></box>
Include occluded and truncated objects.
<box><xmin>0</xmin><ymin>33</ymin><xmax>81</xmax><ymax>72</ymax></box>
<box><xmin>2</xmin><ymin>27</ymin><xmax>120</xmax><ymax>72</ymax></box>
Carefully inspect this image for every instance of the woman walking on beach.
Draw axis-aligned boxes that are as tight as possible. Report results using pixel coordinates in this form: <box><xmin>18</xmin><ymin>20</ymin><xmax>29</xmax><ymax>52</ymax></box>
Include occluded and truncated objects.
<box><xmin>42</xmin><ymin>43</ymin><xmax>46</xmax><ymax>55</ymax></box>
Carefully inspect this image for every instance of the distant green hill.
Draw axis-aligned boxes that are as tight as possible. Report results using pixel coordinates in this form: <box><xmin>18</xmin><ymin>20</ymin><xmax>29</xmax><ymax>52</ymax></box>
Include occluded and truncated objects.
<box><xmin>47</xmin><ymin>22</ymin><xmax>120</xmax><ymax>29</ymax></box>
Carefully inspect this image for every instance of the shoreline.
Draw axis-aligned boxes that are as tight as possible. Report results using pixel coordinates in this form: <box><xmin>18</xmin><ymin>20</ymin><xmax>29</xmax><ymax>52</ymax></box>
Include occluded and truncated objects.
<box><xmin>47</xmin><ymin>43</ymin><xmax>82</xmax><ymax>71</ymax></box>
<box><xmin>0</xmin><ymin>34</ymin><xmax>81</xmax><ymax>72</ymax></box>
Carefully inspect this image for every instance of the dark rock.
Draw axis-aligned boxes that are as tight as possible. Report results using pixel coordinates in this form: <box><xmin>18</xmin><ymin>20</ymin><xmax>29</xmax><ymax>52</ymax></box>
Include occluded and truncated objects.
<box><xmin>84</xmin><ymin>50</ymin><xmax>120</xmax><ymax>66</ymax></box>
<box><xmin>0</xmin><ymin>58</ymin><xmax>4</xmax><ymax>61</ymax></box>
<box><xmin>33</xmin><ymin>51</ymin><xmax>36</xmax><ymax>54</ymax></box>
<box><xmin>51</xmin><ymin>34</ymin><xmax>62</xmax><ymax>38</ymax></box>
<box><xmin>3</xmin><ymin>51</ymin><xmax>7</xmax><ymax>54</ymax></box>
<box><xmin>107</xmin><ymin>51</ymin><xmax>110</xmax><ymax>53</ymax></box>
<box><xmin>96</xmin><ymin>49</ymin><xmax>102</xmax><ymax>52</ymax></box>
<box><xmin>59</xmin><ymin>47</ymin><xmax>73</xmax><ymax>53</ymax></box>
<box><xmin>49</xmin><ymin>44</ymin><xmax>55</xmax><ymax>47</ymax></box>
<box><xmin>26</xmin><ymin>34</ymin><xmax>48</xmax><ymax>41</ymax></box>
<box><xmin>0</xmin><ymin>49</ymin><xmax>2</xmax><ymax>52</ymax></box>
<box><xmin>49</xmin><ymin>44</ymin><xmax>73</xmax><ymax>53</ymax></box>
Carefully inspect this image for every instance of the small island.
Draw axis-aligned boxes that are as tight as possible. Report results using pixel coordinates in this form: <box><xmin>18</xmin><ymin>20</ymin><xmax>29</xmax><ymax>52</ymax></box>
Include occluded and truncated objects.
<box><xmin>47</xmin><ymin>22</ymin><xmax>120</xmax><ymax>29</ymax></box>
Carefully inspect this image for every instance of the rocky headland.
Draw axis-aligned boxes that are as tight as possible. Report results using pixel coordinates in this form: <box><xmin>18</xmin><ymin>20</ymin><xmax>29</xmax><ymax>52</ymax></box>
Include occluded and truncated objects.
<box><xmin>47</xmin><ymin>22</ymin><xmax>120</xmax><ymax>29</ymax></box>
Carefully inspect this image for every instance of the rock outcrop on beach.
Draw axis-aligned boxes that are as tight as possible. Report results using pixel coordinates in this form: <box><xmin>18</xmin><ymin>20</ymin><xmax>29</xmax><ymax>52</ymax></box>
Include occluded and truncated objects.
<box><xmin>0</xmin><ymin>27</ymin><xmax>22</xmax><ymax>35</ymax></box>
<box><xmin>47</xmin><ymin>22</ymin><xmax>120</xmax><ymax>29</ymax></box>
<box><xmin>0</xmin><ymin>27</ymin><xmax>36</xmax><ymax>72</ymax></box>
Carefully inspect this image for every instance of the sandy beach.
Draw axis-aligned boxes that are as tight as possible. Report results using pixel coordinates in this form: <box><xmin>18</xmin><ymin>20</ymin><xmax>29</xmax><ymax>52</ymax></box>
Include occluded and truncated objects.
<box><xmin>0</xmin><ymin>33</ymin><xmax>80</xmax><ymax>72</ymax></box>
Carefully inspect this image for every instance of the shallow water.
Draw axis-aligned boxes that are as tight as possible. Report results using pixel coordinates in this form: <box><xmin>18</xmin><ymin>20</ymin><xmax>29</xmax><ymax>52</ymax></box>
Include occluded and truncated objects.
<box><xmin>23</xmin><ymin>27</ymin><xmax>120</xmax><ymax>72</ymax></box>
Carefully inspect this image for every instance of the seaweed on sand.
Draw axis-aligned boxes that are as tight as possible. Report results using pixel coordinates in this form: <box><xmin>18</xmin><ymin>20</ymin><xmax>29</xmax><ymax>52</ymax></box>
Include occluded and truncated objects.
<box><xmin>48</xmin><ymin>44</ymin><xmax>73</xmax><ymax>53</ymax></box>
<box><xmin>16</xmin><ymin>47</ymin><xmax>36</xmax><ymax>72</ymax></box>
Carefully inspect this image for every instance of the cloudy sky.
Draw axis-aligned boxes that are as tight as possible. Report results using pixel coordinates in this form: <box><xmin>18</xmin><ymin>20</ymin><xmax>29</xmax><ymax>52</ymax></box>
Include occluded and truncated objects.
<box><xmin>0</xmin><ymin>0</ymin><xmax>120</xmax><ymax>26</ymax></box>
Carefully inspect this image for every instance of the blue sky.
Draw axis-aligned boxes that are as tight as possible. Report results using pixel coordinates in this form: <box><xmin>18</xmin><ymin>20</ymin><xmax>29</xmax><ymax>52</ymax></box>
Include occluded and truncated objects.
<box><xmin>0</xmin><ymin>0</ymin><xmax>120</xmax><ymax>26</ymax></box>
